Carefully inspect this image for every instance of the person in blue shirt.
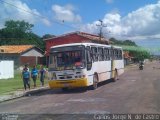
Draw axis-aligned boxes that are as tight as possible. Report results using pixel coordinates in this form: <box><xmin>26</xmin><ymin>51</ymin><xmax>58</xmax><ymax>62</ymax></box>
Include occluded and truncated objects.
<box><xmin>31</xmin><ymin>65</ymin><xmax>38</xmax><ymax>88</ymax></box>
<box><xmin>39</xmin><ymin>65</ymin><xmax>46</xmax><ymax>86</ymax></box>
<box><xmin>22</xmin><ymin>67</ymin><xmax>30</xmax><ymax>90</ymax></box>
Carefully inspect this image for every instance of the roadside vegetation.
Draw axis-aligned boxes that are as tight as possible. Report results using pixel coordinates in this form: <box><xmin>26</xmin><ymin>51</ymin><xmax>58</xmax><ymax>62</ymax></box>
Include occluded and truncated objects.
<box><xmin>0</xmin><ymin>20</ymin><xmax>55</xmax><ymax>51</ymax></box>
<box><xmin>0</xmin><ymin>70</ymin><xmax>48</xmax><ymax>95</ymax></box>
<box><xmin>0</xmin><ymin>20</ymin><xmax>51</xmax><ymax>95</ymax></box>
<box><xmin>109</xmin><ymin>38</ymin><xmax>151</xmax><ymax>61</ymax></box>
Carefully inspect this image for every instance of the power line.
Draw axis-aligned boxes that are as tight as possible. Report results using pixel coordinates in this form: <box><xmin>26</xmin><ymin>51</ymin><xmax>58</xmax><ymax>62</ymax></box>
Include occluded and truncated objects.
<box><xmin>0</xmin><ymin>0</ymin><xmax>78</xmax><ymax>30</ymax></box>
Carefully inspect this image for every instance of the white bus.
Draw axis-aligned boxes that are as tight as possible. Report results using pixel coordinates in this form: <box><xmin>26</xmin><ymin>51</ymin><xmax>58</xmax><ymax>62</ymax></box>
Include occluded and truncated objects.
<box><xmin>48</xmin><ymin>43</ymin><xmax>124</xmax><ymax>90</ymax></box>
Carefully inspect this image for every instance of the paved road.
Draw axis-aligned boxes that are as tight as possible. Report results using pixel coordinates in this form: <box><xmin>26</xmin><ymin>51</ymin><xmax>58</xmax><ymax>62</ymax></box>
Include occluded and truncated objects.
<box><xmin>0</xmin><ymin>61</ymin><xmax>160</xmax><ymax>116</ymax></box>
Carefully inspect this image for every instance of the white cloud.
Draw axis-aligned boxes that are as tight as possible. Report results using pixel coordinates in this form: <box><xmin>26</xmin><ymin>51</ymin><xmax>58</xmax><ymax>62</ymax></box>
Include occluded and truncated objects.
<box><xmin>52</xmin><ymin>4</ymin><xmax>82</xmax><ymax>23</ymax></box>
<box><xmin>0</xmin><ymin>0</ymin><xmax>51</xmax><ymax>28</ymax></box>
<box><xmin>81</xmin><ymin>1</ymin><xmax>160</xmax><ymax>40</ymax></box>
<box><xmin>42</xmin><ymin>18</ymin><xmax>52</xmax><ymax>27</ymax></box>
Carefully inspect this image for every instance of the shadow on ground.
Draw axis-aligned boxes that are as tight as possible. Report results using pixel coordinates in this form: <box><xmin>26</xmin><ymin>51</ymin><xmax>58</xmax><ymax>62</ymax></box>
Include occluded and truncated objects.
<box><xmin>25</xmin><ymin>79</ymin><xmax>114</xmax><ymax>97</ymax></box>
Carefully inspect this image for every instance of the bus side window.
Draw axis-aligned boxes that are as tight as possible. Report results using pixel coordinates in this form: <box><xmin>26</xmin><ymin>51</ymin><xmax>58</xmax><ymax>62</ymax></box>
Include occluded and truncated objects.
<box><xmin>91</xmin><ymin>47</ymin><xmax>95</xmax><ymax>62</ymax></box>
<box><xmin>86</xmin><ymin>46</ymin><xmax>92</xmax><ymax>70</ymax></box>
<box><xmin>95</xmin><ymin>47</ymin><xmax>98</xmax><ymax>61</ymax></box>
<box><xmin>106</xmin><ymin>48</ymin><xmax>110</xmax><ymax>60</ymax></box>
<box><xmin>114</xmin><ymin>49</ymin><xmax>118</xmax><ymax>60</ymax></box>
<box><xmin>117</xmin><ymin>50</ymin><xmax>119</xmax><ymax>60</ymax></box>
<box><xmin>108</xmin><ymin>48</ymin><xmax>111</xmax><ymax>60</ymax></box>
<box><xmin>86</xmin><ymin>46</ymin><xmax>92</xmax><ymax>62</ymax></box>
<box><xmin>113</xmin><ymin>49</ymin><xmax>115</xmax><ymax>60</ymax></box>
<box><xmin>118</xmin><ymin>50</ymin><xmax>122</xmax><ymax>60</ymax></box>
<box><xmin>111</xmin><ymin>49</ymin><xmax>114</xmax><ymax>60</ymax></box>
<box><xmin>102</xmin><ymin>48</ymin><xmax>104</xmax><ymax>61</ymax></box>
<box><xmin>91</xmin><ymin>47</ymin><xmax>98</xmax><ymax>62</ymax></box>
<box><xmin>117</xmin><ymin>50</ymin><xmax>120</xmax><ymax>60</ymax></box>
<box><xmin>98</xmin><ymin>47</ymin><xmax>103</xmax><ymax>61</ymax></box>
<box><xmin>115</xmin><ymin>49</ymin><xmax>118</xmax><ymax>60</ymax></box>
<box><xmin>104</xmin><ymin>48</ymin><xmax>107</xmax><ymax>61</ymax></box>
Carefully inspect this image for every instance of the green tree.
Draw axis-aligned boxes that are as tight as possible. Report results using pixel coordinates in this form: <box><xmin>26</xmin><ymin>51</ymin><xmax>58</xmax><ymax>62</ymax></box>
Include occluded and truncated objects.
<box><xmin>4</xmin><ymin>20</ymin><xmax>33</xmax><ymax>33</ymax></box>
<box><xmin>109</xmin><ymin>37</ymin><xmax>122</xmax><ymax>45</ymax></box>
<box><xmin>123</xmin><ymin>40</ymin><xmax>137</xmax><ymax>46</ymax></box>
<box><xmin>130</xmin><ymin>50</ymin><xmax>151</xmax><ymax>61</ymax></box>
<box><xmin>0</xmin><ymin>20</ymin><xmax>45</xmax><ymax>50</ymax></box>
<box><xmin>109</xmin><ymin>37</ymin><xmax>137</xmax><ymax>46</ymax></box>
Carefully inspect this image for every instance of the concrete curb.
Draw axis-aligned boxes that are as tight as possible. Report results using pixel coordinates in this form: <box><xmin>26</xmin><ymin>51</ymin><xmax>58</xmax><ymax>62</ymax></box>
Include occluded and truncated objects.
<box><xmin>24</xmin><ymin>87</ymin><xmax>50</xmax><ymax>96</ymax></box>
<box><xmin>0</xmin><ymin>86</ymin><xmax>50</xmax><ymax>103</ymax></box>
<box><xmin>0</xmin><ymin>92</ymin><xmax>24</xmax><ymax>103</ymax></box>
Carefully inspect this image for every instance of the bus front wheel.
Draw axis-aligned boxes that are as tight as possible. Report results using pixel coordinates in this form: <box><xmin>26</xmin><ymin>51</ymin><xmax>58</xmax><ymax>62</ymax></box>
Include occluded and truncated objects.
<box><xmin>91</xmin><ymin>74</ymin><xmax>98</xmax><ymax>90</ymax></box>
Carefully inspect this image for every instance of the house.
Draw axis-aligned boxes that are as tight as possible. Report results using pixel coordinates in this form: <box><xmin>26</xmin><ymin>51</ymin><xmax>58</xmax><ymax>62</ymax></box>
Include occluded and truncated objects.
<box><xmin>44</xmin><ymin>31</ymin><xmax>110</xmax><ymax>64</ymax></box>
<box><xmin>123</xmin><ymin>51</ymin><xmax>134</xmax><ymax>65</ymax></box>
<box><xmin>0</xmin><ymin>45</ymin><xmax>44</xmax><ymax>67</ymax></box>
<box><xmin>44</xmin><ymin>31</ymin><xmax>110</xmax><ymax>56</ymax></box>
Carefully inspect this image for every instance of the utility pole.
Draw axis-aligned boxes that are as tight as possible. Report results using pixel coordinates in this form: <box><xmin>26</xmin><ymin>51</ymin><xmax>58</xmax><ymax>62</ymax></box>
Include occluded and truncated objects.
<box><xmin>96</xmin><ymin>20</ymin><xmax>107</xmax><ymax>40</ymax></box>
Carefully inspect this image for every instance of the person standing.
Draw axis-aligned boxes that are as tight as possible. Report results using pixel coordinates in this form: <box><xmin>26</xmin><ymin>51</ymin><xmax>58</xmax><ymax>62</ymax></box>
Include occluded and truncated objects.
<box><xmin>22</xmin><ymin>67</ymin><xmax>30</xmax><ymax>90</ymax></box>
<box><xmin>39</xmin><ymin>65</ymin><xmax>46</xmax><ymax>86</ymax></box>
<box><xmin>31</xmin><ymin>65</ymin><xmax>38</xmax><ymax>88</ymax></box>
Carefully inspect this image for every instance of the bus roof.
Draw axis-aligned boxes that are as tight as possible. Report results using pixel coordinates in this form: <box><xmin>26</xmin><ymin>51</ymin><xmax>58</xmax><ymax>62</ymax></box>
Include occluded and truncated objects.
<box><xmin>51</xmin><ymin>43</ymin><xmax>109</xmax><ymax>48</ymax></box>
<box><xmin>50</xmin><ymin>43</ymin><xmax>122</xmax><ymax>49</ymax></box>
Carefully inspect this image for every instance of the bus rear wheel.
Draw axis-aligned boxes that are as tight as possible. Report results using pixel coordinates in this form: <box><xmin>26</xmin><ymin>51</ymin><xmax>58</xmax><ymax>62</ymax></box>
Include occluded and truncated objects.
<box><xmin>91</xmin><ymin>74</ymin><xmax>98</xmax><ymax>90</ymax></box>
<box><xmin>112</xmin><ymin>77</ymin><xmax>116</xmax><ymax>82</ymax></box>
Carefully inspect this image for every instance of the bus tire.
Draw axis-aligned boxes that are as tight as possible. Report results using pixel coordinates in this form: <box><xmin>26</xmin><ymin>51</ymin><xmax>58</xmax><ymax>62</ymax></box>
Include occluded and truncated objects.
<box><xmin>91</xmin><ymin>74</ymin><xmax>98</xmax><ymax>90</ymax></box>
<box><xmin>112</xmin><ymin>78</ymin><xmax>116</xmax><ymax>82</ymax></box>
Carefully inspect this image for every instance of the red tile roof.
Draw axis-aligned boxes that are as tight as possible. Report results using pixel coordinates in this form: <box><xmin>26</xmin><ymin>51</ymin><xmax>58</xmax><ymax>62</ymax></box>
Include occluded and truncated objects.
<box><xmin>0</xmin><ymin>45</ymin><xmax>34</xmax><ymax>53</ymax></box>
<box><xmin>78</xmin><ymin>32</ymin><xmax>105</xmax><ymax>40</ymax></box>
<box><xmin>44</xmin><ymin>31</ymin><xmax>110</xmax><ymax>44</ymax></box>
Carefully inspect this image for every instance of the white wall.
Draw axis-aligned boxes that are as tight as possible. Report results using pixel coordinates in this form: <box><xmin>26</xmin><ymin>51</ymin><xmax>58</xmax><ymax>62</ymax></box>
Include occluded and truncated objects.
<box><xmin>0</xmin><ymin>61</ymin><xmax>14</xmax><ymax>79</ymax></box>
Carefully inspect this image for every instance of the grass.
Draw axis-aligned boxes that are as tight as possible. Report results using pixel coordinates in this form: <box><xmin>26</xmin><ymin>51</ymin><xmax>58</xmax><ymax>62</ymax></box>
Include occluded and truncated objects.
<box><xmin>0</xmin><ymin>70</ymin><xmax>48</xmax><ymax>95</ymax></box>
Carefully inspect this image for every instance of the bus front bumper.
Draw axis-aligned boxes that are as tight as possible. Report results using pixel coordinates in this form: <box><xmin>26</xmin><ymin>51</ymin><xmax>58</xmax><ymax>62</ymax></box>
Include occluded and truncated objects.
<box><xmin>48</xmin><ymin>78</ymin><xmax>88</xmax><ymax>88</ymax></box>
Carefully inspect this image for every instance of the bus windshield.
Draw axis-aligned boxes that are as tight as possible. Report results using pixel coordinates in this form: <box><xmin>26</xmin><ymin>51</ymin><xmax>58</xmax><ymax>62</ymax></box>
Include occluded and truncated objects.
<box><xmin>49</xmin><ymin>46</ymin><xmax>85</xmax><ymax>70</ymax></box>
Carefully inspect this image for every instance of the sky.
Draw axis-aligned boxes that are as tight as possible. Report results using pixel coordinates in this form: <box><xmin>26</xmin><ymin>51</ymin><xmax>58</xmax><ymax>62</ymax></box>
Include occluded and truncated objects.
<box><xmin>0</xmin><ymin>0</ymin><xmax>160</xmax><ymax>49</ymax></box>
